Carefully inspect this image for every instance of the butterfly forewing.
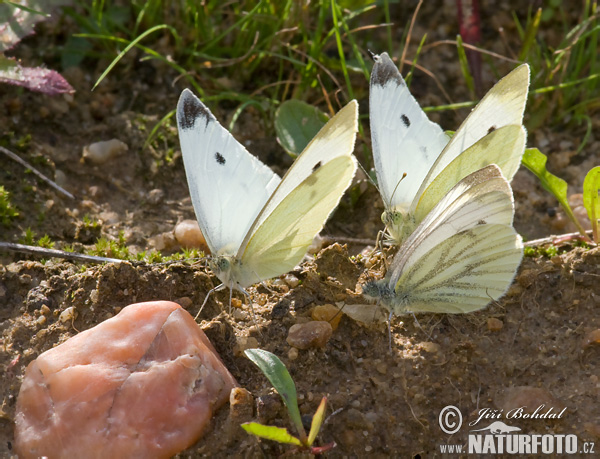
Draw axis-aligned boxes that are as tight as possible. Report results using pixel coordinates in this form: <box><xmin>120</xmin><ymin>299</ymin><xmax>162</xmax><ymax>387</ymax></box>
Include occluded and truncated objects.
<box><xmin>238</xmin><ymin>100</ymin><xmax>359</xmax><ymax>257</ymax></box>
<box><xmin>240</xmin><ymin>155</ymin><xmax>356</xmax><ymax>285</ymax></box>
<box><xmin>370</xmin><ymin>52</ymin><xmax>449</xmax><ymax>210</ymax></box>
<box><xmin>413</xmin><ymin>125</ymin><xmax>526</xmax><ymax>220</ymax></box>
<box><xmin>176</xmin><ymin>89</ymin><xmax>281</xmax><ymax>256</ymax></box>
<box><xmin>417</xmin><ymin>64</ymin><xmax>530</xmax><ymax>198</ymax></box>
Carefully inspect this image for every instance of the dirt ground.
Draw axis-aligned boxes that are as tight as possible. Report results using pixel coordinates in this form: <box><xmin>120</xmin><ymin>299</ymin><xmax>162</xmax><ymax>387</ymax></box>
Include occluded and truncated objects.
<box><xmin>1</xmin><ymin>3</ymin><xmax>599</xmax><ymax>457</ymax></box>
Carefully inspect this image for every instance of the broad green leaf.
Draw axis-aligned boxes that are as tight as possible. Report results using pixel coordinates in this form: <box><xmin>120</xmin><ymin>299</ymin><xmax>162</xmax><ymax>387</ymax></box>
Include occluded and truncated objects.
<box><xmin>241</xmin><ymin>423</ymin><xmax>302</xmax><ymax>446</ymax></box>
<box><xmin>583</xmin><ymin>166</ymin><xmax>600</xmax><ymax>242</ymax></box>
<box><xmin>307</xmin><ymin>397</ymin><xmax>327</xmax><ymax>446</ymax></box>
<box><xmin>274</xmin><ymin>100</ymin><xmax>328</xmax><ymax>157</ymax></box>
<box><xmin>522</xmin><ymin>148</ymin><xmax>588</xmax><ymax>236</ymax></box>
<box><xmin>244</xmin><ymin>349</ymin><xmax>306</xmax><ymax>441</ymax></box>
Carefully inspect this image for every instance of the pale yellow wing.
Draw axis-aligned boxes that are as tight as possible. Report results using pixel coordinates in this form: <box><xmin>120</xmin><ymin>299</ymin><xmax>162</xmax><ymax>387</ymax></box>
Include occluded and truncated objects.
<box><xmin>413</xmin><ymin>124</ymin><xmax>525</xmax><ymax>223</ymax></box>
<box><xmin>239</xmin><ymin>155</ymin><xmax>356</xmax><ymax>284</ymax></box>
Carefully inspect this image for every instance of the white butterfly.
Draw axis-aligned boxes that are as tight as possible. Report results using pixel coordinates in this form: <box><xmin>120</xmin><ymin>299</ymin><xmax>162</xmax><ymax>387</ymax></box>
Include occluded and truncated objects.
<box><xmin>176</xmin><ymin>90</ymin><xmax>358</xmax><ymax>308</ymax></box>
<box><xmin>370</xmin><ymin>52</ymin><xmax>529</xmax><ymax>245</ymax></box>
<box><xmin>354</xmin><ymin>164</ymin><xmax>523</xmax><ymax>321</ymax></box>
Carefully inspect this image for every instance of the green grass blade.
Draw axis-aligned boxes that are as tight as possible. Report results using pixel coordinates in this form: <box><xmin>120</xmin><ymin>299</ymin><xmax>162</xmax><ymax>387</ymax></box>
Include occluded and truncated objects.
<box><xmin>330</xmin><ymin>0</ymin><xmax>353</xmax><ymax>99</ymax></box>
<box><xmin>518</xmin><ymin>7</ymin><xmax>542</xmax><ymax>62</ymax></box>
<box><xmin>583</xmin><ymin>166</ymin><xmax>600</xmax><ymax>243</ymax></box>
<box><xmin>241</xmin><ymin>422</ymin><xmax>303</xmax><ymax>446</ymax></box>
<box><xmin>91</xmin><ymin>24</ymin><xmax>176</xmax><ymax>90</ymax></box>
<box><xmin>522</xmin><ymin>148</ymin><xmax>588</xmax><ymax>236</ymax></box>
<box><xmin>307</xmin><ymin>397</ymin><xmax>327</xmax><ymax>446</ymax></box>
<box><xmin>244</xmin><ymin>349</ymin><xmax>306</xmax><ymax>443</ymax></box>
<box><xmin>456</xmin><ymin>34</ymin><xmax>475</xmax><ymax>97</ymax></box>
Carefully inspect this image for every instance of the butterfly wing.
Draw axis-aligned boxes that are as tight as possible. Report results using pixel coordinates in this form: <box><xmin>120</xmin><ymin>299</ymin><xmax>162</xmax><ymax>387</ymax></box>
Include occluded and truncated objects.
<box><xmin>384</xmin><ymin>165</ymin><xmax>522</xmax><ymax>313</ymax></box>
<box><xmin>369</xmin><ymin>52</ymin><xmax>450</xmax><ymax>211</ymax></box>
<box><xmin>414</xmin><ymin>64</ymin><xmax>530</xmax><ymax>204</ymax></box>
<box><xmin>413</xmin><ymin>124</ymin><xmax>526</xmax><ymax>223</ymax></box>
<box><xmin>391</xmin><ymin>224</ymin><xmax>522</xmax><ymax>314</ymax></box>
<box><xmin>176</xmin><ymin>89</ymin><xmax>281</xmax><ymax>256</ymax></box>
<box><xmin>236</xmin><ymin>101</ymin><xmax>359</xmax><ymax>285</ymax></box>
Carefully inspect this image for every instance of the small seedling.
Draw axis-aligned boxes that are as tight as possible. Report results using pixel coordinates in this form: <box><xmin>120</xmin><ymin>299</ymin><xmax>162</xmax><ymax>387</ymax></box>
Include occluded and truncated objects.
<box><xmin>243</xmin><ymin>349</ymin><xmax>335</xmax><ymax>454</ymax></box>
<box><xmin>583</xmin><ymin>166</ymin><xmax>600</xmax><ymax>243</ymax></box>
<box><xmin>0</xmin><ymin>186</ymin><xmax>19</xmax><ymax>225</ymax></box>
<box><xmin>522</xmin><ymin>147</ymin><xmax>591</xmax><ymax>241</ymax></box>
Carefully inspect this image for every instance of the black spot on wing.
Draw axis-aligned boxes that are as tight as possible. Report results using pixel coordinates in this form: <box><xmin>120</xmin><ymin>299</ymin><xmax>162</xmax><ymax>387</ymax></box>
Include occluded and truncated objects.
<box><xmin>478</xmin><ymin>219</ymin><xmax>486</xmax><ymax>225</ymax></box>
<box><xmin>371</xmin><ymin>53</ymin><xmax>405</xmax><ymax>88</ymax></box>
<box><xmin>215</xmin><ymin>152</ymin><xmax>226</xmax><ymax>165</ymax></box>
<box><xmin>312</xmin><ymin>161</ymin><xmax>322</xmax><ymax>172</ymax></box>
<box><xmin>487</xmin><ymin>125</ymin><xmax>497</xmax><ymax>134</ymax></box>
<box><xmin>401</xmin><ymin>114</ymin><xmax>411</xmax><ymax>128</ymax></box>
<box><xmin>178</xmin><ymin>90</ymin><xmax>212</xmax><ymax>130</ymax></box>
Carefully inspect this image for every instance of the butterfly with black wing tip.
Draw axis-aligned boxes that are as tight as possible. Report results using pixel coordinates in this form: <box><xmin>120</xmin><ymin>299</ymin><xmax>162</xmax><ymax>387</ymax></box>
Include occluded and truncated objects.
<box><xmin>369</xmin><ymin>52</ymin><xmax>529</xmax><ymax>246</ymax></box>
<box><xmin>176</xmin><ymin>89</ymin><xmax>359</xmax><ymax>315</ymax></box>
<box><xmin>343</xmin><ymin>164</ymin><xmax>523</xmax><ymax>329</ymax></box>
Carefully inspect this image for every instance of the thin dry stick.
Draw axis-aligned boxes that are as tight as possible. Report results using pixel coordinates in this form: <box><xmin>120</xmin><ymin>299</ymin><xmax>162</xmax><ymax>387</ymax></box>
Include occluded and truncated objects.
<box><xmin>0</xmin><ymin>242</ymin><xmax>123</xmax><ymax>264</ymax></box>
<box><xmin>1</xmin><ymin>146</ymin><xmax>74</xmax><ymax>199</ymax></box>
<box><xmin>523</xmin><ymin>230</ymin><xmax>594</xmax><ymax>247</ymax></box>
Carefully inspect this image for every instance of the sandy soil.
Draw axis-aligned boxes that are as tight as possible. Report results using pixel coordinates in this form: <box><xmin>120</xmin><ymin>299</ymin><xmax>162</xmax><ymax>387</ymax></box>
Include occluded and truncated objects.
<box><xmin>1</xmin><ymin>3</ymin><xmax>599</xmax><ymax>457</ymax></box>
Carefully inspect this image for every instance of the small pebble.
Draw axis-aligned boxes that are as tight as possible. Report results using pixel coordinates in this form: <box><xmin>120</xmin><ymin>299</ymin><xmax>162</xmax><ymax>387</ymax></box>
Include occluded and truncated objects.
<box><xmin>311</xmin><ymin>304</ymin><xmax>342</xmax><ymax>330</ymax></box>
<box><xmin>40</xmin><ymin>305</ymin><xmax>51</xmax><ymax>316</ymax></box>
<box><xmin>233</xmin><ymin>336</ymin><xmax>259</xmax><ymax>356</ymax></box>
<box><xmin>231</xmin><ymin>298</ymin><xmax>242</xmax><ymax>309</ymax></box>
<box><xmin>582</xmin><ymin>329</ymin><xmax>600</xmax><ymax>349</ymax></box>
<box><xmin>147</xmin><ymin>189</ymin><xmax>165</xmax><ymax>204</ymax></box>
<box><xmin>284</xmin><ymin>274</ymin><xmax>300</xmax><ymax>288</ymax></box>
<box><xmin>287</xmin><ymin>321</ymin><xmax>333</xmax><ymax>350</ymax></box>
<box><xmin>307</xmin><ymin>234</ymin><xmax>325</xmax><ymax>255</ymax></box>
<box><xmin>175</xmin><ymin>297</ymin><xmax>193</xmax><ymax>309</ymax></box>
<box><xmin>375</xmin><ymin>362</ymin><xmax>387</xmax><ymax>375</ymax></box>
<box><xmin>229</xmin><ymin>388</ymin><xmax>254</xmax><ymax>422</ymax></box>
<box><xmin>174</xmin><ymin>220</ymin><xmax>208</xmax><ymax>250</ymax></box>
<box><xmin>82</xmin><ymin>139</ymin><xmax>128</xmax><ymax>165</ymax></box>
<box><xmin>288</xmin><ymin>347</ymin><xmax>299</xmax><ymax>360</ymax></box>
<box><xmin>59</xmin><ymin>307</ymin><xmax>77</xmax><ymax>323</ymax></box>
<box><xmin>420</xmin><ymin>341</ymin><xmax>440</xmax><ymax>353</ymax></box>
<box><xmin>36</xmin><ymin>316</ymin><xmax>46</xmax><ymax>326</ymax></box>
<box><xmin>487</xmin><ymin>317</ymin><xmax>504</xmax><ymax>331</ymax></box>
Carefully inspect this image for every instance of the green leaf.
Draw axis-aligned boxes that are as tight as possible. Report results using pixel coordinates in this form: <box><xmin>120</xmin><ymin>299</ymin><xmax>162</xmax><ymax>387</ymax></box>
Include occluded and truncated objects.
<box><xmin>583</xmin><ymin>166</ymin><xmax>600</xmax><ymax>242</ymax></box>
<box><xmin>244</xmin><ymin>349</ymin><xmax>306</xmax><ymax>442</ymax></box>
<box><xmin>307</xmin><ymin>397</ymin><xmax>327</xmax><ymax>446</ymax></box>
<box><xmin>522</xmin><ymin>148</ymin><xmax>588</xmax><ymax>236</ymax></box>
<box><xmin>241</xmin><ymin>423</ymin><xmax>303</xmax><ymax>446</ymax></box>
<box><xmin>274</xmin><ymin>100</ymin><xmax>328</xmax><ymax>157</ymax></box>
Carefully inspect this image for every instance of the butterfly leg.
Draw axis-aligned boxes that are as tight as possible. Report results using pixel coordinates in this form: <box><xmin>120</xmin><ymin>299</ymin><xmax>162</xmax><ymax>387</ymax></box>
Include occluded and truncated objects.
<box><xmin>195</xmin><ymin>283</ymin><xmax>225</xmax><ymax>320</ymax></box>
<box><xmin>410</xmin><ymin>312</ymin><xmax>433</xmax><ymax>341</ymax></box>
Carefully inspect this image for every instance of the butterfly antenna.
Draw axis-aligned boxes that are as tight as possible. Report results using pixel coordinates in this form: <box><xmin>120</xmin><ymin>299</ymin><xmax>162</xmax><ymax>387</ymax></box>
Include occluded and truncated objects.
<box><xmin>357</xmin><ymin>159</ymin><xmax>379</xmax><ymax>190</ymax></box>
<box><xmin>195</xmin><ymin>283</ymin><xmax>224</xmax><ymax>320</ymax></box>
<box><xmin>410</xmin><ymin>312</ymin><xmax>433</xmax><ymax>341</ymax></box>
<box><xmin>389</xmin><ymin>172</ymin><xmax>408</xmax><ymax>205</ymax></box>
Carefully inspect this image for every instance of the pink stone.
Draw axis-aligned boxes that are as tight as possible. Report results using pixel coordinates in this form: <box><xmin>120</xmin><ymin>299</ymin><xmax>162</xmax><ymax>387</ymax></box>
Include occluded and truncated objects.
<box><xmin>15</xmin><ymin>301</ymin><xmax>237</xmax><ymax>458</ymax></box>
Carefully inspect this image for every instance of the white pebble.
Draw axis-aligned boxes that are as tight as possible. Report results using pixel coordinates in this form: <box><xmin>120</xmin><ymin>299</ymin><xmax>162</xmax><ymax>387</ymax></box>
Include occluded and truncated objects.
<box><xmin>59</xmin><ymin>307</ymin><xmax>77</xmax><ymax>323</ymax></box>
<box><xmin>82</xmin><ymin>139</ymin><xmax>128</xmax><ymax>165</ymax></box>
